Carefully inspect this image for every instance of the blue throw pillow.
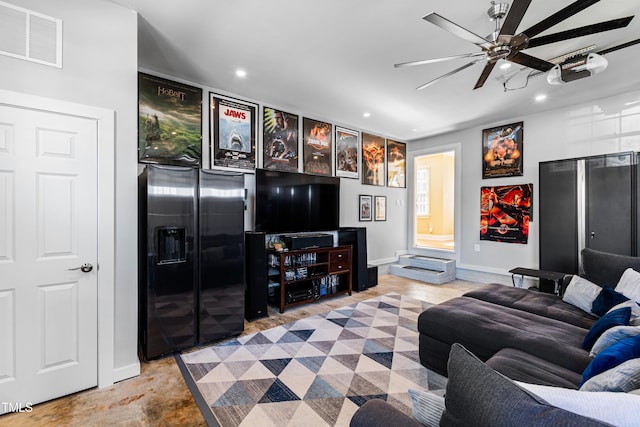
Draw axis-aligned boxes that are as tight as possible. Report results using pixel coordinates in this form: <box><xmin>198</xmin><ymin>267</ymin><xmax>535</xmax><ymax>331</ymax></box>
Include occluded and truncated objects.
<box><xmin>592</xmin><ymin>287</ymin><xmax>630</xmax><ymax>317</ymax></box>
<box><xmin>581</xmin><ymin>334</ymin><xmax>640</xmax><ymax>387</ymax></box>
<box><xmin>582</xmin><ymin>307</ymin><xmax>631</xmax><ymax>351</ymax></box>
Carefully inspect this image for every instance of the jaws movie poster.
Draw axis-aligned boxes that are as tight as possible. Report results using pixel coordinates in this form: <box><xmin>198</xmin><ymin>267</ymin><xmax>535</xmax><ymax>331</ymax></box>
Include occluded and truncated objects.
<box><xmin>480</xmin><ymin>184</ymin><xmax>532</xmax><ymax>244</ymax></box>
<box><xmin>211</xmin><ymin>93</ymin><xmax>257</xmax><ymax>170</ymax></box>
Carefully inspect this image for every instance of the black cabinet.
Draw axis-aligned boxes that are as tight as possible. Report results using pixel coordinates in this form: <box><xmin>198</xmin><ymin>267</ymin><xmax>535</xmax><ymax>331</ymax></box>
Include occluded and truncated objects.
<box><xmin>539</xmin><ymin>152</ymin><xmax>637</xmax><ymax>278</ymax></box>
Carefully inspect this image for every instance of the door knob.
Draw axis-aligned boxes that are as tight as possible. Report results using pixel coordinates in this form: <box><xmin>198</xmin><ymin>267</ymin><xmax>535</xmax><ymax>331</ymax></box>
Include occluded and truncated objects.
<box><xmin>69</xmin><ymin>263</ymin><xmax>93</xmax><ymax>273</ymax></box>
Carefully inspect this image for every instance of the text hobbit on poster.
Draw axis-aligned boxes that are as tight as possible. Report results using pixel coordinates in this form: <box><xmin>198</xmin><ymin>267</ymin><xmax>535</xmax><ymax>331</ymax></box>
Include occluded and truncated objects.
<box><xmin>482</xmin><ymin>122</ymin><xmax>523</xmax><ymax>179</ymax></box>
<box><xmin>210</xmin><ymin>93</ymin><xmax>257</xmax><ymax>170</ymax></box>
<box><xmin>263</xmin><ymin>107</ymin><xmax>299</xmax><ymax>171</ymax></box>
<box><xmin>138</xmin><ymin>73</ymin><xmax>202</xmax><ymax>166</ymax></box>
<box><xmin>480</xmin><ymin>184</ymin><xmax>532</xmax><ymax>244</ymax></box>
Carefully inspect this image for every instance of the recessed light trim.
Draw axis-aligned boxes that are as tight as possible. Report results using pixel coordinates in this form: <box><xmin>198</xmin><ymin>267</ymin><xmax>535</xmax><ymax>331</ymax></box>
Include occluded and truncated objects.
<box><xmin>363</xmin><ymin>112</ymin><xmax>371</xmax><ymax>118</ymax></box>
<box><xmin>235</xmin><ymin>69</ymin><xmax>247</xmax><ymax>78</ymax></box>
<box><xmin>535</xmin><ymin>94</ymin><xmax>547</xmax><ymax>102</ymax></box>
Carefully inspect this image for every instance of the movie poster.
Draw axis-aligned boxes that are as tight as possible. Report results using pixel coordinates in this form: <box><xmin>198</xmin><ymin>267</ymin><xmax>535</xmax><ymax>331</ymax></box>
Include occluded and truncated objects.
<box><xmin>335</xmin><ymin>127</ymin><xmax>359</xmax><ymax>179</ymax></box>
<box><xmin>387</xmin><ymin>139</ymin><xmax>406</xmax><ymax>188</ymax></box>
<box><xmin>362</xmin><ymin>132</ymin><xmax>386</xmax><ymax>186</ymax></box>
<box><xmin>480</xmin><ymin>184</ymin><xmax>532</xmax><ymax>244</ymax></box>
<box><xmin>210</xmin><ymin>93</ymin><xmax>257</xmax><ymax>170</ymax></box>
<box><xmin>263</xmin><ymin>107</ymin><xmax>298</xmax><ymax>171</ymax></box>
<box><xmin>138</xmin><ymin>73</ymin><xmax>202</xmax><ymax>166</ymax></box>
<box><xmin>303</xmin><ymin>117</ymin><xmax>332</xmax><ymax>176</ymax></box>
<box><xmin>482</xmin><ymin>121</ymin><xmax>523</xmax><ymax>179</ymax></box>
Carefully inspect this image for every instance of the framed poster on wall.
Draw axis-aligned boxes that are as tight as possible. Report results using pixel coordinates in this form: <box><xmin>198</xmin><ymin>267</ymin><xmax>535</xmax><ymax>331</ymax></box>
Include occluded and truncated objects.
<box><xmin>375</xmin><ymin>196</ymin><xmax>387</xmax><ymax>221</ymax></box>
<box><xmin>386</xmin><ymin>139</ymin><xmax>406</xmax><ymax>188</ymax></box>
<box><xmin>335</xmin><ymin>126</ymin><xmax>360</xmax><ymax>179</ymax></box>
<box><xmin>362</xmin><ymin>132</ymin><xmax>385</xmax><ymax>186</ymax></box>
<box><xmin>263</xmin><ymin>107</ymin><xmax>299</xmax><ymax>171</ymax></box>
<box><xmin>303</xmin><ymin>117</ymin><xmax>332</xmax><ymax>175</ymax></box>
<box><xmin>138</xmin><ymin>72</ymin><xmax>202</xmax><ymax>166</ymax></box>
<box><xmin>210</xmin><ymin>92</ymin><xmax>257</xmax><ymax>170</ymax></box>
<box><xmin>480</xmin><ymin>183</ymin><xmax>532</xmax><ymax>244</ymax></box>
<box><xmin>359</xmin><ymin>195</ymin><xmax>372</xmax><ymax>221</ymax></box>
<box><xmin>482</xmin><ymin>121</ymin><xmax>523</xmax><ymax>179</ymax></box>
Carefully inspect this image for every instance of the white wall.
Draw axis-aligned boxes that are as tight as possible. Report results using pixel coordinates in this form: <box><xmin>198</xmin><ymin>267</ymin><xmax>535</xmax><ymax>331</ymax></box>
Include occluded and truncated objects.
<box><xmin>0</xmin><ymin>0</ymin><xmax>139</xmax><ymax>380</ymax></box>
<box><xmin>409</xmin><ymin>89</ymin><xmax>640</xmax><ymax>282</ymax></box>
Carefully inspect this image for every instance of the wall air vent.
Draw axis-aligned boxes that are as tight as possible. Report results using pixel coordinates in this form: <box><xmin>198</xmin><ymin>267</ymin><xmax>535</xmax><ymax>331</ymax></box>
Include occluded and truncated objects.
<box><xmin>0</xmin><ymin>1</ymin><xmax>62</xmax><ymax>68</ymax></box>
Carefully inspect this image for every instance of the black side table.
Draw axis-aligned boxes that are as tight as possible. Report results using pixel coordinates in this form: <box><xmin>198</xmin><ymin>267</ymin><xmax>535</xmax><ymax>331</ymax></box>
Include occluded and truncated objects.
<box><xmin>509</xmin><ymin>267</ymin><xmax>566</xmax><ymax>295</ymax></box>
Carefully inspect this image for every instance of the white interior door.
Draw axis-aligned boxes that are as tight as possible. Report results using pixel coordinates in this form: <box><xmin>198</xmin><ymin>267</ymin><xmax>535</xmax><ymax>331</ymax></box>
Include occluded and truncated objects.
<box><xmin>0</xmin><ymin>104</ymin><xmax>98</xmax><ymax>412</ymax></box>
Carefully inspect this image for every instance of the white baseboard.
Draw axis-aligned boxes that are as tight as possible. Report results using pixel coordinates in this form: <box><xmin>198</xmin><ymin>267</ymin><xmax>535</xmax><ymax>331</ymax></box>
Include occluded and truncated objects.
<box><xmin>113</xmin><ymin>362</ymin><xmax>141</xmax><ymax>384</ymax></box>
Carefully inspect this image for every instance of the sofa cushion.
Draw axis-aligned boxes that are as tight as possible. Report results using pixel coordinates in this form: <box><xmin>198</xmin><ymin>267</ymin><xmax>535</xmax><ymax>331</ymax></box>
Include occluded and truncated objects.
<box><xmin>517</xmin><ymin>381</ymin><xmax>640</xmax><ymax>427</ymax></box>
<box><xmin>408</xmin><ymin>389</ymin><xmax>445</xmax><ymax>427</ymax></box>
<box><xmin>439</xmin><ymin>344</ymin><xmax>610</xmax><ymax>427</ymax></box>
<box><xmin>581</xmin><ymin>248</ymin><xmax>640</xmax><ymax>289</ymax></box>
<box><xmin>582</xmin><ymin>307</ymin><xmax>632</xmax><ymax>351</ymax></box>
<box><xmin>581</xmin><ymin>335</ymin><xmax>640</xmax><ymax>386</ymax></box>
<box><xmin>590</xmin><ymin>325</ymin><xmax>640</xmax><ymax>356</ymax></box>
<box><xmin>563</xmin><ymin>275</ymin><xmax>601</xmax><ymax>314</ymax></box>
<box><xmin>486</xmin><ymin>348</ymin><xmax>583</xmax><ymax>389</ymax></box>
<box><xmin>418</xmin><ymin>296</ymin><xmax>592</xmax><ymax>374</ymax></box>
<box><xmin>580</xmin><ymin>358</ymin><xmax>640</xmax><ymax>393</ymax></box>
<box><xmin>615</xmin><ymin>268</ymin><xmax>640</xmax><ymax>303</ymax></box>
<box><xmin>463</xmin><ymin>283</ymin><xmax>597</xmax><ymax>329</ymax></box>
<box><xmin>592</xmin><ymin>287</ymin><xmax>630</xmax><ymax>316</ymax></box>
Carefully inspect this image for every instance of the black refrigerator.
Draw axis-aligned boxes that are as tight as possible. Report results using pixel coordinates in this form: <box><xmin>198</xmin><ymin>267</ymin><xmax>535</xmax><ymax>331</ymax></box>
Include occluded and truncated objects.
<box><xmin>139</xmin><ymin>165</ymin><xmax>245</xmax><ymax>360</ymax></box>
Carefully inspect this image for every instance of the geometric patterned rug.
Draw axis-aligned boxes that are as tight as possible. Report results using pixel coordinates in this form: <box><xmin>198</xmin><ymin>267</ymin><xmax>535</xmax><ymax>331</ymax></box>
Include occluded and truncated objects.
<box><xmin>177</xmin><ymin>293</ymin><xmax>445</xmax><ymax>426</ymax></box>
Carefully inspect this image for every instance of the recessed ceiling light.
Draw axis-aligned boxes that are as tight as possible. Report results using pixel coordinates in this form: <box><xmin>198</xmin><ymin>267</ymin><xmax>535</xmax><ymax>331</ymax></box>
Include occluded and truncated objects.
<box><xmin>363</xmin><ymin>112</ymin><xmax>371</xmax><ymax>118</ymax></box>
<box><xmin>411</xmin><ymin>128</ymin><xmax>418</xmax><ymax>132</ymax></box>
<box><xmin>535</xmin><ymin>94</ymin><xmax>547</xmax><ymax>102</ymax></box>
<box><xmin>235</xmin><ymin>69</ymin><xmax>247</xmax><ymax>78</ymax></box>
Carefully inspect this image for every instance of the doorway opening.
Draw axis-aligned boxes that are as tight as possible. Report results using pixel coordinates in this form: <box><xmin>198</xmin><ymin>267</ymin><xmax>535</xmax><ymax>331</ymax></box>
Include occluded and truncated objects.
<box><xmin>414</xmin><ymin>150</ymin><xmax>455</xmax><ymax>251</ymax></box>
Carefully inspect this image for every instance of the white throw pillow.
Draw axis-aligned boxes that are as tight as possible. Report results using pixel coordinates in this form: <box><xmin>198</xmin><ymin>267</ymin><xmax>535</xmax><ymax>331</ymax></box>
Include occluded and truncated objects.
<box><xmin>516</xmin><ymin>381</ymin><xmax>640</xmax><ymax>427</ymax></box>
<box><xmin>562</xmin><ymin>276</ymin><xmax>601</xmax><ymax>315</ymax></box>
<box><xmin>580</xmin><ymin>358</ymin><xmax>640</xmax><ymax>392</ymax></box>
<box><xmin>616</xmin><ymin>268</ymin><xmax>640</xmax><ymax>303</ymax></box>
<box><xmin>607</xmin><ymin>300</ymin><xmax>640</xmax><ymax>327</ymax></box>
<box><xmin>408</xmin><ymin>388</ymin><xmax>445</xmax><ymax>427</ymax></box>
<box><xmin>590</xmin><ymin>325</ymin><xmax>640</xmax><ymax>356</ymax></box>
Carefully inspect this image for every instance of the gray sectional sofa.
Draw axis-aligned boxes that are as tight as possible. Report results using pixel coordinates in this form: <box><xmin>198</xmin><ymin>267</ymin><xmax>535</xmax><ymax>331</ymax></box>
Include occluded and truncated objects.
<box><xmin>350</xmin><ymin>248</ymin><xmax>640</xmax><ymax>426</ymax></box>
<box><xmin>418</xmin><ymin>248</ymin><xmax>640</xmax><ymax>388</ymax></box>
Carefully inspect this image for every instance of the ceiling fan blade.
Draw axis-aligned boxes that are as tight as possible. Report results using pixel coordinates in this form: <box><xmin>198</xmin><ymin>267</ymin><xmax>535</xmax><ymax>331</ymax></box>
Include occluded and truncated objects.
<box><xmin>597</xmin><ymin>38</ymin><xmax>640</xmax><ymax>55</ymax></box>
<box><xmin>473</xmin><ymin>62</ymin><xmax>497</xmax><ymax>89</ymax></box>
<box><xmin>395</xmin><ymin>52</ymin><xmax>485</xmax><ymax>68</ymax></box>
<box><xmin>423</xmin><ymin>13</ymin><xmax>492</xmax><ymax>48</ymax></box>
<box><xmin>528</xmin><ymin>16</ymin><xmax>634</xmax><ymax>49</ymax></box>
<box><xmin>416</xmin><ymin>59</ymin><xmax>484</xmax><ymax>90</ymax></box>
<box><xmin>499</xmin><ymin>0</ymin><xmax>532</xmax><ymax>36</ymax></box>
<box><xmin>521</xmin><ymin>0</ymin><xmax>601</xmax><ymax>38</ymax></box>
<box><xmin>508</xmin><ymin>52</ymin><xmax>555</xmax><ymax>72</ymax></box>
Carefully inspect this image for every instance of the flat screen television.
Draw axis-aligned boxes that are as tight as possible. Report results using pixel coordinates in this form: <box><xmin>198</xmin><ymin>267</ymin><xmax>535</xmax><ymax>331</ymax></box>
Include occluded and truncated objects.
<box><xmin>255</xmin><ymin>169</ymin><xmax>340</xmax><ymax>233</ymax></box>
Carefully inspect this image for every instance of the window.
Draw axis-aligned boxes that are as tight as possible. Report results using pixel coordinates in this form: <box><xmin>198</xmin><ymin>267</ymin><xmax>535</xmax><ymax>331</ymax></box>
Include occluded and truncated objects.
<box><xmin>416</xmin><ymin>166</ymin><xmax>429</xmax><ymax>216</ymax></box>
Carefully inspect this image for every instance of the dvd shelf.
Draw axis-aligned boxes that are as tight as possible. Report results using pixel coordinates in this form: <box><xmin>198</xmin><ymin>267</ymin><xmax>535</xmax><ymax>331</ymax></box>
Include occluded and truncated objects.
<box><xmin>268</xmin><ymin>245</ymin><xmax>352</xmax><ymax>313</ymax></box>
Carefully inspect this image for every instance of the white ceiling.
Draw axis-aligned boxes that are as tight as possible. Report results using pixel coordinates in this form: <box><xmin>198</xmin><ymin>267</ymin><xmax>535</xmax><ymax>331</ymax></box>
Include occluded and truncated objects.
<box><xmin>111</xmin><ymin>0</ymin><xmax>640</xmax><ymax>141</ymax></box>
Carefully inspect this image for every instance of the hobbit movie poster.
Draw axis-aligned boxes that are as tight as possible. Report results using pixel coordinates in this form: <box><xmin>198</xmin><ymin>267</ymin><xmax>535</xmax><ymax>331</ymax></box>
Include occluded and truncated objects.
<box><xmin>387</xmin><ymin>139</ymin><xmax>406</xmax><ymax>188</ymax></box>
<box><xmin>362</xmin><ymin>132</ymin><xmax>386</xmax><ymax>186</ymax></box>
<box><xmin>480</xmin><ymin>183</ymin><xmax>532</xmax><ymax>244</ymax></box>
<box><xmin>263</xmin><ymin>107</ymin><xmax>299</xmax><ymax>171</ymax></box>
<box><xmin>335</xmin><ymin>127</ymin><xmax>359</xmax><ymax>179</ymax></box>
<box><xmin>302</xmin><ymin>117</ymin><xmax>332</xmax><ymax>176</ymax></box>
<box><xmin>210</xmin><ymin>93</ymin><xmax>257</xmax><ymax>170</ymax></box>
<box><xmin>138</xmin><ymin>73</ymin><xmax>202</xmax><ymax>166</ymax></box>
<box><xmin>482</xmin><ymin>121</ymin><xmax>523</xmax><ymax>179</ymax></box>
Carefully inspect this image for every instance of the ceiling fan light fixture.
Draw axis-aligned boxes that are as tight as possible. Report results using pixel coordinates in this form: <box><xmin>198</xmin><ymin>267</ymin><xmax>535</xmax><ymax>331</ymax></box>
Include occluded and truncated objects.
<box><xmin>488</xmin><ymin>45</ymin><xmax>511</xmax><ymax>61</ymax></box>
<box><xmin>487</xmin><ymin>1</ymin><xmax>509</xmax><ymax>22</ymax></box>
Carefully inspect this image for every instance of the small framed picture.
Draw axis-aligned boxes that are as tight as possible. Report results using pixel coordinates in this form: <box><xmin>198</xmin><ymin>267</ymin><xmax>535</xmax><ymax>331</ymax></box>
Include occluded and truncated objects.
<box><xmin>375</xmin><ymin>196</ymin><xmax>387</xmax><ymax>221</ymax></box>
<box><xmin>359</xmin><ymin>195</ymin><xmax>372</xmax><ymax>221</ymax></box>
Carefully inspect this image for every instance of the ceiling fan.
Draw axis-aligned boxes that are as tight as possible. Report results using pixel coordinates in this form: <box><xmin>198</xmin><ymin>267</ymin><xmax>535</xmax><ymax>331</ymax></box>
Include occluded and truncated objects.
<box><xmin>395</xmin><ymin>0</ymin><xmax>635</xmax><ymax>90</ymax></box>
